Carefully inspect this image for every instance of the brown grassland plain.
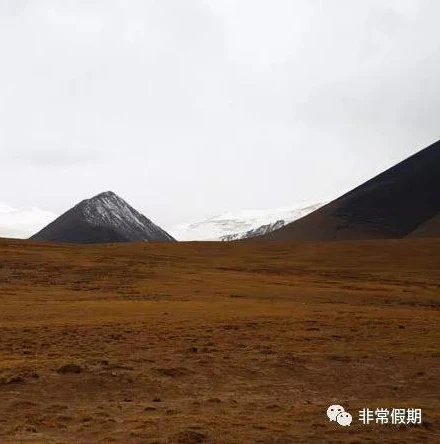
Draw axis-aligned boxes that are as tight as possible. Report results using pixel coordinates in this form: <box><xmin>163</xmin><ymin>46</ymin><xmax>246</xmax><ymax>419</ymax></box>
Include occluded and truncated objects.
<box><xmin>0</xmin><ymin>238</ymin><xmax>439</xmax><ymax>443</ymax></box>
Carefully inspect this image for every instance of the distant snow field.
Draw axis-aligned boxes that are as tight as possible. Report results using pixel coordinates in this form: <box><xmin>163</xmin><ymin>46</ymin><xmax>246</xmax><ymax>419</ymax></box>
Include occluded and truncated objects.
<box><xmin>0</xmin><ymin>204</ymin><xmax>57</xmax><ymax>239</ymax></box>
<box><xmin>169</xmin><ymin>201</ymin><xmax>327</xmax><ymax>241</ymax></box>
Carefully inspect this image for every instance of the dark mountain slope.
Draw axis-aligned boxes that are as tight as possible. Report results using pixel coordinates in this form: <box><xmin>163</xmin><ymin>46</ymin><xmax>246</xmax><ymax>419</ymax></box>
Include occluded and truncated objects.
<box><xmin>30</xmin><ymin>191</ymin><xmax>175</xmax><ymax>244</ymax></box>
<box><xmin>260</xmin><ymin>139</ymin><xmax>440</xmax><ymax>241</ymax></box>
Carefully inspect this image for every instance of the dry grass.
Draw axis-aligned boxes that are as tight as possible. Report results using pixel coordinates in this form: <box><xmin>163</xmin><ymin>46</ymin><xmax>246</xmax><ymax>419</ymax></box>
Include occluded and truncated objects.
<box><xmin>0</xmin><ymin>238</ymin><xmax>439</xmax><ymax>443</ymax></box>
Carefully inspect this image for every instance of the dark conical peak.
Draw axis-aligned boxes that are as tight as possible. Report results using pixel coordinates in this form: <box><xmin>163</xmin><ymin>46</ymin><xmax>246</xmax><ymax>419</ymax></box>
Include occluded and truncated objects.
<box><xmin>30</xmin><ymin>190</ymin><xmax>176</xmax><ymax>243</ymax></box>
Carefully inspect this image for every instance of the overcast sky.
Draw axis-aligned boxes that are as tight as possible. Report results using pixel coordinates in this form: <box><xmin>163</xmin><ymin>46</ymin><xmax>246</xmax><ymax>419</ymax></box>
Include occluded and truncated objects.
<box><xmin>0</xmin><ymin>0</ymin><xmax>439</xmax><ymax>228</ymax></box>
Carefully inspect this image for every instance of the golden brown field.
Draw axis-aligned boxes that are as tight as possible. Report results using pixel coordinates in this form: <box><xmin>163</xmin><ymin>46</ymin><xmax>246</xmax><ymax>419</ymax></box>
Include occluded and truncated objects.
<box><xmin>0</xmin><ymin>238</ymin><xmax>439</xmax><ymax>443</ymax></box>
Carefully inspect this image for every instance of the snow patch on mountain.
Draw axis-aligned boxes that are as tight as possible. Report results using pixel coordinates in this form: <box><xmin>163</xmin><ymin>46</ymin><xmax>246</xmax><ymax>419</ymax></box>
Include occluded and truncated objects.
<box><xmin>169</xmin><ymin>201</ymin><xmax>327</xmax><ymax>241</ymax></box>
<box><xmin>81</xmin><ymin>191</ymin><xmax>147</xmax><ymax>229</ymax></box>
<box><xmin>0</xmin><ymin>203</ymin><xmax>57</xmax><ymax>239</ymax></box>
<box><xmin>71</xmin><ymin>191</ymin><xmax>176</xmax><ymax>242</ymax></box>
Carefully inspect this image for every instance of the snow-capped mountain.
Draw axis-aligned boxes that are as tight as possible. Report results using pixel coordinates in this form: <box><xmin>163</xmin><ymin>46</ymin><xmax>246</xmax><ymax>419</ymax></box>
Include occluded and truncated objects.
<box><xmin>31</xmin><ymin>191</ymin><xmax>175</xmax><ymax>244</ymax></box>
<box><xmin>220</xmin><ymin>219</ymin><xmax>286</xmax><ymax>241</ymax></box>
<box><xmin>169</xmin><ymin>202</ymin><xmax>326</xmax><ymax>241</ymax></box>
<box><xmin>0</xmin><ymin>204</ymin><xmax>57</xmax><ymax>239</ymax></box>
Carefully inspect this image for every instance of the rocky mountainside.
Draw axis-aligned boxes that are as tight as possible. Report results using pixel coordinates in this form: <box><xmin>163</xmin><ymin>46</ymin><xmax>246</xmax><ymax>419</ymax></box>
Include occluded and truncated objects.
<box><xmin>220</xmin><ymin>220</ymin><xmax>286</xmax><ymax>241</ymax></box>
<box><xmin>260</xmin><ymin>139</ymin><xmax>440</xmax><ymax>241</ymax></box>
<box><xmin>31</xmin><ymin>191</ymin><xmax>175</xmax><ymax>244</ymax></box>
